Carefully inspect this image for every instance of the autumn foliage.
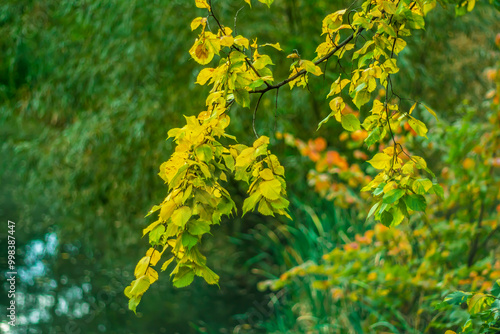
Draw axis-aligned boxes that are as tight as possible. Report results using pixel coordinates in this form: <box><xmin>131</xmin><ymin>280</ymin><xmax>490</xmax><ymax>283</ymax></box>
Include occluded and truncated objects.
<box><xmin>125</xmin><ymin>0</ymin><xmax>500</xmax><ymax>333</ymax></box>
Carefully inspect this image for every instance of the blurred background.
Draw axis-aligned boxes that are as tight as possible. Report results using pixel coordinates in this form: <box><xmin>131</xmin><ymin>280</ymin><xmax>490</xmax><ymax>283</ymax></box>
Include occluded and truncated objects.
<box><xmin>1</xmin><ymin>0</ymin><xmax>499</xmax><ymax>333</ymax></box>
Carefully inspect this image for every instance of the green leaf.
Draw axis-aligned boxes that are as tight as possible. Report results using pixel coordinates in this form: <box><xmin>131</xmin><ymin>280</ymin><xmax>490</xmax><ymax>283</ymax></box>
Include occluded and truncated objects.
<box><xmin>181</xmin><ymin>233</ymin><xmax>198</xmax><ymax>250</ymax></box>
<box><xmin>412</xmin><ymin>178</ymin><xmax>433</xmax><ymax>195</ymax></box>
<box><xmin>404</xmin><ymin>194</ymin><xmax>427</xmax><ymax>212</ymax></box>
<box><xmin>444</xmin><ymin>291</ymin><xmax>471</xmax><ymax>305</ymax></box>
<box><xmin>364</xmin><ymin>127</ymin><xmax>381</xmax><ymax>148</ymax></box>
<box><xmin>491</xmin><ymin>279</ymin><xmax>500</xmax><ymax>297</ymax></box>
<box><xmin>341</xmin><ymin>114</ymin><xmax>361</xmax><ymax>131</ymax></box>
<box><xmin>432</xmin><ymin>184</ymin><xmax>444</xmax><ymax>200</ymax></box>
<box><xmin>494</xmin><ymin>0</ymin><xmax>500</xmax><ymax>11</ymax></box>
<box><xmin>149</xmin><ymin>224</ymin><xmax>165</xmax><ymax>246</ymax></box>
<box><xmin>128</xmin><ymin>295</ymin><xmax>142</xmax><ymax>314</ymax></box>
<box><xmin>222</xmin><ymin>154</ymin><xmax>235</xmax><ymax>171</ymax></box>
<box><xmin>234</xmin><ymin>88</ymin><xmax>250</xmax><ymax>108</ymax></box>
<box><xmin>353</xmin><ymin>89</ymin><xmax>371</xmax><ymax>108</ymax></box>
<box><xmin>195</xmin><ymin>144</ymin><xmax>213</xmax><ymax>162</ymax></box>
<box><xmin>243</xmin><ymin>191</ymin><xmax>263</xmax><ymax>215</ymax></box>
<box><xmin>171</xmin><ymin>206</ymin><xmax>192</xmax><ymax>227</ymax></box>
<box><xmin>173</xmin><ymin>267</ymin><xmax>195</xmax><ymax>288</ymax></box>
<box><xmin>380</xmin><ymin>210</ymin><xmax>393</xmax><ymax>226</ymax></box>
<box><xmin>367</xmin><ymin>201</ymin><xmax>381</xmax><ymax>219</ymax></box>
<box><xmin>187</xmin><ymin>220</ymin><xmax>211</xmax><ymax>235</ymax></box>
<box><xmin>391</xmin><ymin>207</ymin><xmax>405</xmax><ymax>226</ymax></box>
<box><xmin>373</xmin><ymin>183</ymin><xmax>386</xmax><ymax>196</ymax></box>
<box><xmin>383</xmin><ymin>189</ymin><xmax>405</xmax><ymax>204</ymax></box>
<box><xmin>317</xmin><ymin>111</ymin><xmax>335</xmax><ymax>130</ymax></box>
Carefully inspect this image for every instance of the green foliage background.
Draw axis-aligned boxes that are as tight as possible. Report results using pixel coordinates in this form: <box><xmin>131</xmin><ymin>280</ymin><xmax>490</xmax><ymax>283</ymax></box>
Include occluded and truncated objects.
<box><xmin>0</xmin><ymin>0</ymin><xmax>499</xmax><ymax>333</ymax></box>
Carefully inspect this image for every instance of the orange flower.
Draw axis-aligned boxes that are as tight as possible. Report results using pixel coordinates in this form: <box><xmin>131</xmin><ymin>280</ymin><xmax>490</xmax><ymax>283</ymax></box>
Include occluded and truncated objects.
<box><xmin>313</xmin><ymin>137</ymin><xmax>327</xmax><ymax>152</ymax></box>
<box><xmin>351</xmin><ymin>129</ymin><xmax>368</xmax><ymax>141</ymax></box>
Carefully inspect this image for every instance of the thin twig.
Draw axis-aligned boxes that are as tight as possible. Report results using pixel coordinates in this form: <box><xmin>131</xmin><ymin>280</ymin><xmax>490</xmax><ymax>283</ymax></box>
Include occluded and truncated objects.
<box><xmin>251</xmin><ymin>29</ymin><xmax>363</xmax><ymax>94</ymax></box>
<box><xmin>253</xmin><ymin>93</ymin><xmax>265</xmax><ymax>138</ymax></box>
<box><xmin>234</xmin><ymin>6</ymin><xmax>245</xmax><ymax>35</ymax></box>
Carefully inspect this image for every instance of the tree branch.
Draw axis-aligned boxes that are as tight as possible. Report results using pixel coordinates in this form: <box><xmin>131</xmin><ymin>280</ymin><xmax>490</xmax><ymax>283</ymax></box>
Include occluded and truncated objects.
<box><xmin>250</xmin><ymin>29</ymin><xmax>363</xmax><ymax>94</ymax></box>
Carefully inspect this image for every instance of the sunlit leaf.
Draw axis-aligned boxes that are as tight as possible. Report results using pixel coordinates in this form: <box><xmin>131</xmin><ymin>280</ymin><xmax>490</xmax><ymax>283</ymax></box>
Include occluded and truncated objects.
<box><xmin>341</xmin><ymin>114</ymin><xmax>361</xmax><ymax>131</ymax></box>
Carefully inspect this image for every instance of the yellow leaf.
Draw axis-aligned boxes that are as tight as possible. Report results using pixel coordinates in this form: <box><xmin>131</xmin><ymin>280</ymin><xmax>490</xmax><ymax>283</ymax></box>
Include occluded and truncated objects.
<box><xmin>412</xmin><ymin>156</ymin><xmax>427</xmax><ymax>169</ymax></box>
<box><xmin>195</xmin><ymin>0</ymin><xmax>211</xmax><ymax>10</ymax></box>
<box><xmin>259</xmin><ymin>168</ymin><xmax>275</xmax><ymax>181</ymax></box>
<box><xmin>205</xmin><ymin>36</ymin><xmax>221</xmax><ymax>55</ymax></box>
<box><xmin>381</xmin><ymin>1</ymin><xmax>396</xmax><ymax>14</ymax></box>
<box><xmin>199</xmin><ymin>266</ymin><xmax>219</xmax><ymax>285</ymax></box>
<box><xmin>383</xmin><ymin>181</ymin><xmax>396</xmax><ymax>193</ymax></box>
<box><xmin>250</xmin><ymin>38</ymin><xmax>258</xmax><ymax>49</ymax></box>
<box><xmin>423</xmin><ymin>104</ymin><xmax>438</xmax><ymax>119</ymax></box>
<box><xmin>146</xmin><ymin>267</ymin><xmax>159</xmax><ymax>284</ymax></box>
<box><xmin>219</xmin><ymin>34</ymin><xmax>234</xmax><ymax>47</ymax></box>
<box><xmin>259</xmin><ymin>179</ymin><xmax>281</xmax><ymax>200</ymax></box>
<box><xmin>161</xmin><ymin>257</ymin><xmax>175</xmax><ymax>271</ymax></box>
<box><xmin>190</xmin><ymin>17</ymin><xmax>206</xmax><ymax>31</ymax></box>
<box><xmin>235</xmin><ymin>147</ymin><xmax>256</xmax><ymax>167</ymax></box>
<box><xmin>382</xmin><ymin>58</ymin><xmax>399</xmax><ymax>73</ymax></box>
<box><xmin>253</xmin><ymin>54</ymin><xmax>274</xmax><ymax>70</ymax></box>
<box><xmin>143</xmin><ymin>219</ymin><xmax>162</xmax><ymax>236</ymax></box>
<box><xmin>409</xmin><ymin>102</ymin><xmax>417</xmax><ymax>115</ymax></box>
<box><xmin>253</xmin><ymin>135</ymin><xmax>270</xmax><ymax>148</ymax></box>
<box><xmin>286</xmin><ymin>53</ymin><xmax>300</xmax><ymax>59</ymax></box>
<box><xmin>134</xmin><ymin>256</ymin><xmax>150</xmax><ymax>278</ymax></box>
<box><xmin>195</xmin><ymin>68</ymin><xmax>214</xmax><ymax>85</ymax></box>
<box><xmin>367</xmin><ymin>153</ymin><xmax>392</xmax><ymax>169</ymax></box>
<box><xmin>129</xmin><ymin>276</ymin><xmax>151</xmax><ymax>296</ymax></box>
<box><xmin>258</xmin><ymin>199</ymin><xmax>275</xmax><ymax>215</ymax></box>
<box><xmin>258</xmin><ymin>0</ymin><xmax>274</xmax><ymax>8</ymax></box>
<box><xmin>261</xmin><ymin>42</ymin><xmax>283</xmax><ymax>51</ymax></box>
<box><xmin>327</xmin><ymin>77</ymin><xmax>350</xmax><ymax>98</ymax></box>
<box><xmin>401</xmin><ymin>161</ymin><xmax>415</xmax><ymax>175</ymax></box>
<box><xmin>468</xmin><ymin>293</ymin><xmax>489</xmax><ymax>315</ymax></box>
<box><xmin>300</xmin><ymin>60</ymin><xmax>322</xmax><ymax>76</ymax></box>
<box><xmin>244</xmin><ymin>0</ymin><xmax>252</xmax><ymax>7</ymax></box>
<box><xmin>329</xmin><ymin>96</ymin><xmax>345</xmax><ymax>114</ymax></box>
<box><xmin>234</xmin><ymin>35</ymin><xmax>249</xmax><ymax>49</ymax></box>
<box><xmin>146</xmin><ymin>248</ymin><xmax>161</xmax><ymax>266</ymax></box>
<box><xmin>189</xmin><ymin>39</ymin><xmax>214</xmax><ymax>65</ymax></box>
<box><xmin>159</xmin><ymin>200</ymin><xmax>176</xmax><ymax>221</ymax></box>
<box><xmin>408</xmin><ymin>116</ymin><xmax>428</xmax><ymax>138</ymax></box>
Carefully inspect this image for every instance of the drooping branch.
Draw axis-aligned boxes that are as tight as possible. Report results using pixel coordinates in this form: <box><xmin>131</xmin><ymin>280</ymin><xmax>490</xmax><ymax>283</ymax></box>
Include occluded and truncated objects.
<box><xmin>250</xmin><ymin>29</ymin><xmax>363</xmax><ymax>95</ymax></box>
